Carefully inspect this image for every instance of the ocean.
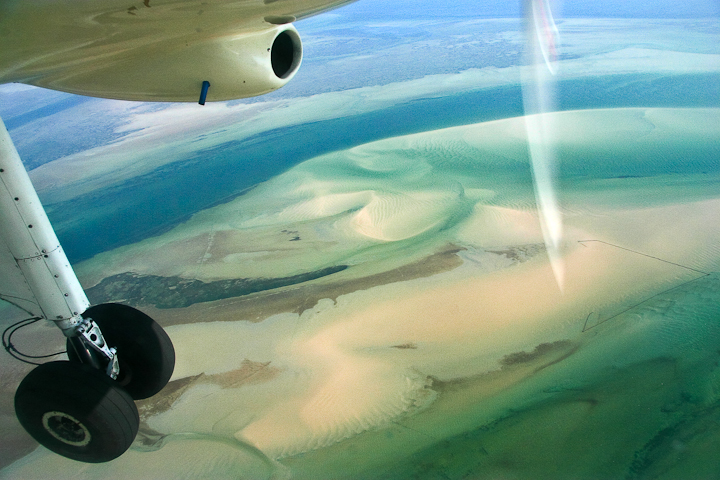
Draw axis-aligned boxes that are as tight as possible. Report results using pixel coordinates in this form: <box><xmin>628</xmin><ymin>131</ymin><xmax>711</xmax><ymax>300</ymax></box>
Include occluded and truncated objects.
<box><xmin>47</xmin><ymin>72</ymin><xmax>720</xmax><ymax>263</ymax></box>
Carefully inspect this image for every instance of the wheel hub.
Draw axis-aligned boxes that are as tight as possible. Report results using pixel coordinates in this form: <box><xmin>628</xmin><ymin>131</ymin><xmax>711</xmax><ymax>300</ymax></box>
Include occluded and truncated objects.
<box><xmin>42</xmin><ymin>411</ymin><xmax>91</xmax><ymax>446</ymax></box>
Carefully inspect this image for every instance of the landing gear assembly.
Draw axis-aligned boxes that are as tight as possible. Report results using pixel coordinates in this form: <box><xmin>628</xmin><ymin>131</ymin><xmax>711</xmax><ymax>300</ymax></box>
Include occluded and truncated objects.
<box><xmin>1</xmin><ymin>117</ymin><xmax>175</xmax><ymax>462</ymax></box>
<box><xmin>14</xmin><ymin>304</ymin><xmax>175</xmax><ymax>462</ymax></box>
<box><xmin>66</xmin><ymin>303</ymin><xmax>175</xmax><ymax>400</ymax></box>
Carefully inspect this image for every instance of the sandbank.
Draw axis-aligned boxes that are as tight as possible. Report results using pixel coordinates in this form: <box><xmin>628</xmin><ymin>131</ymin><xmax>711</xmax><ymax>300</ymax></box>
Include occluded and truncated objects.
<box><xmin>75</xmin><ymin>107</ymin><xmax>720</xmax><ymax>286</ymax></box>
<box><xmin>3</xmin><ymin>107</ymin><xmax>720</xmax><ymax>479</ymax></box>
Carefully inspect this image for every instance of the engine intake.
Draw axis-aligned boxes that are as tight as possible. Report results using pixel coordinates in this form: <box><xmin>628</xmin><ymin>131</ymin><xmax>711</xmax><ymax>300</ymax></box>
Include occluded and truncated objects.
<box><xmin>271</xmin><ymin>29</ymin><xmax>302</xmax><ymax>79</ymax></box>
<box><xmin>23</xmin><ymin>25</ymin><xmax>304</xmax><ymax>103</ymax></box>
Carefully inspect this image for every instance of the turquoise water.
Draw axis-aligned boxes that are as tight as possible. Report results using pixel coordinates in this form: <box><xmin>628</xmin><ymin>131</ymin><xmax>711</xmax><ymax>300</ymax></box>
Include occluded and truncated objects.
<box><xmin>278</xmin><ymin>274</ymin><xmax>720</xmax><ymax>480</ymax></box>
<box><xmin>46</xmin><ymin>72</ymin><xmax>720</xmax><ymax>262</ymax></box>
<box><xmin>4</xmin><ymin>106</ymin><xmax>720</xmax><ymax>480</ymax></box>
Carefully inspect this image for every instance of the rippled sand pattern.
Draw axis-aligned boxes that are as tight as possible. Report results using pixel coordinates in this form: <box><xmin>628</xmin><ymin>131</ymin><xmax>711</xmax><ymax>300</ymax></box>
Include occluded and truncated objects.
<box><xmin>3</xmin><ymin>108</ymin><xmax>720</xmax><ymax>479</ymax></box>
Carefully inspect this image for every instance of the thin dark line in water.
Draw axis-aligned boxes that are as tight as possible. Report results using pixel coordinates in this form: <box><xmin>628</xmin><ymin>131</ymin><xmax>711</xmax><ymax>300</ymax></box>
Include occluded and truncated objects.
<box><xmin>581</xmin><ymin>275</ymin><xmax>710</xmax><ymax>332</ymax></box>
<box><xmin>577</xmin><ymin>240</ymin><xmax>710</xmax><ymax>275</ymax></box>
<box><xmin>390</xmin><ymin>420</ymin><xmax>438</xmax><ymax>442</ymax></box>
<box><xmin>577</xmin><ymin>240</ymin><xmax>712</xmax><ymax>332</ymax></box>
<box><xmin>582</xmin><ymin>313</ymin><xmax>592</xmax><ymax>332</ymax></box>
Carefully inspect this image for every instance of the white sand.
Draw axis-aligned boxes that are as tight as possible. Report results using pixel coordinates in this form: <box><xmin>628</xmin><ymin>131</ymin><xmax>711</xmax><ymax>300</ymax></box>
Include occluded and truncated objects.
<box><xmin>80</xmin><ymin>191</ymin><xmax>719</xmax><ymax>464</ymax></box>
<box><xmin>4</xmin><ymin>107</ymin><xmax>720</xmax><ymax>478</ymax></box>
<box><xmin>153</xmin><ymin>200</ymin><xmax>714</xmax><ymax>457</ymax></box>
<box><xmin>14</xmin><ymin>190</ymin><xmax>708</xmax><ymax>478</ymax></box>
<box><xmin>75</xmin><ymin>107</ymin><xmax>720</xmax><ymax>284</ymax></box>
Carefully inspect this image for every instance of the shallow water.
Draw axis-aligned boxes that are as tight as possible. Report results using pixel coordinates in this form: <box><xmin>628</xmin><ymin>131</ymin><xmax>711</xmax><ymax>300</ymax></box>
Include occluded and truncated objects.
<box><xmin>3</xmin><ymin>107</ymin><xmax>720</xmax><ymax>479</ymax></box>
<box><xmin>249</xmin><ymin>263</ymin><xmax>718</xmax><ymax>479</ymax></box>
<box><xmin>46</xmin><ymin>73</ymin><xmax>720</xmax><ymax>263</ymax></box>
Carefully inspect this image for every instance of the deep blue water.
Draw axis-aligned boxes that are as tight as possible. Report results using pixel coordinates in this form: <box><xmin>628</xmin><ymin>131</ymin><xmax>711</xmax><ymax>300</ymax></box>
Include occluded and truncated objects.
<box><xmin>1</xmin><ymin>96</ymin><xmax>90</xmax><ymax>131</ymax></box>
<box><xmin>47</xmin><ymin>72</ymin><xmax>720</xmax><ymax>263</ymax></box>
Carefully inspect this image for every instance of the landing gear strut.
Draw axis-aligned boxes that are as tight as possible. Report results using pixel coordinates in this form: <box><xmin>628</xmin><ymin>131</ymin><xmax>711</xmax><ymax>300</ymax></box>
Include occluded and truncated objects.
<box><xmin>1</xmin><ymin>117</ymin><xmax>175</xmax><ymax>463</ymax></box>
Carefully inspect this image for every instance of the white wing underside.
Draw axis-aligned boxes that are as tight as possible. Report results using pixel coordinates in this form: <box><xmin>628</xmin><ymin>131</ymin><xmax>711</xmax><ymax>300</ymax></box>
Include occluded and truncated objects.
<box><xmin>0</xmin><ymin>0</ymin><xmax>355</xmax><ymax>102</ymax></box>
<box><xmin>0</xmin><ymin>0</ymin><xmax>355</xmax><ymax>319</ymax></box>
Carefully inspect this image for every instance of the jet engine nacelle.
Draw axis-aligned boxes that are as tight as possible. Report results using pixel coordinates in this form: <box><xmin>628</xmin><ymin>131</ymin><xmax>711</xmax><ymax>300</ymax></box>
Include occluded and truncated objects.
<box><xmin>24</xmin><ymin>25</ymin><xmax>303</xmax><ymax>103</ymax></box>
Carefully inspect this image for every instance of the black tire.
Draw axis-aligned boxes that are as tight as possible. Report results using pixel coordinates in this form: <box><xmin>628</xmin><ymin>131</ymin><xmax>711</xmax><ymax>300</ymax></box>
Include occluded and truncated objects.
<box><xmin>14</xmin><ymin>361</ymin><xmax>139</xmax><ymax>463</ymax></box>
<box><xmin>67</xmin><ymin>303</ymin><xmax>175</xmax><ymax>400</ymax></box>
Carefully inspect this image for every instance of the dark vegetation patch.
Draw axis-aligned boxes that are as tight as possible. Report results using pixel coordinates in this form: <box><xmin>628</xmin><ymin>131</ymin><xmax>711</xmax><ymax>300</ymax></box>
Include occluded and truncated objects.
<box><xmin>487</xmin><ymin>243</ymin><xmax>545</xmax><ymax>263</ymax></box>
<box><xmin>391</xmin><ymin>343</ymin><xmax>419</xmax><ymax>350</ymax></box>
<box><xmin>500</xmin><ymin>340</ymin><xmax>573</xmax><ymax>367</ymax></box>
<box><xmin>86</xmin><ymin>265</ymin><xmax>347</xmax><ymax>309</ymax></box>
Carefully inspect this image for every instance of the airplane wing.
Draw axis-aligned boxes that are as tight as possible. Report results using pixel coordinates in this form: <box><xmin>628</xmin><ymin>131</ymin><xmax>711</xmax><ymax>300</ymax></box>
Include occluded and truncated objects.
<box><xmin>0</xmin><ymin>0</ymin><xmax>358</xmax><ymax>464</ymax></box>
<box><xmin>0</xmin><ymin>0</ymin><xmax>355</xmax><ymax>102</ymax></box>
<box><xmin>0</xmin><ymin>0</ymin><xmax>355</xmax><ymax>318</ymax></box>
